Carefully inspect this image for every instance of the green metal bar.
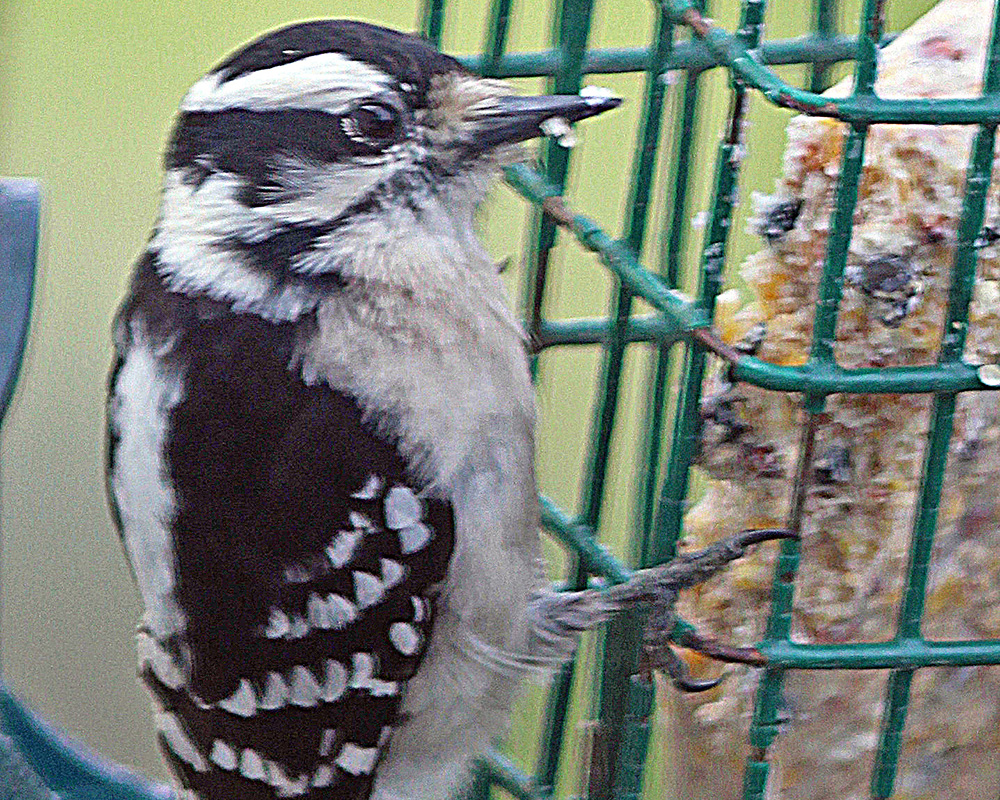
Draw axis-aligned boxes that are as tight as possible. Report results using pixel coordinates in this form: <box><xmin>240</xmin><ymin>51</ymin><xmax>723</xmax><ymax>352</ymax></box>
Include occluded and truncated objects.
<box><xmin>635</xmin><ymin>342</ymin><xmax>672</xmax><ymax>548</ymax></box>
<box><xmin>862</xmin><ymin>388</ymin><xmax>958</xmax><ymax>798</ymax></box>
<box><xmin>588</xmin><ymin>6</ymin><xmax>677</xmax><ymax>794</ymax></box>
<box><xmin>649</xmin><ymin>36</ymin><xmax>757</xmax><ymax>566</ymax></box>
<box><xmin>539</xmin><ymin>497</ymin><xmax>632</xmax><ymax>585</ymax></box>
<box><xmin>939</xmin><ymin>16</ymin><xmax>1000</xmax><ymax>364</ymax></box>
<box><xmin>637</xmin><ymin>25</ymin><xmax>705</xmax><ymax>556</ymax></box>
<box><xmin>458</xmin><ymin>33</ymin><xmax>873</xmax><ymax>78</ymax></box>
<box><xmin>666</xmin><ymin>0</ymin><xmax>1000</xmax><ymax>124</ymax></box>
<box><xmin>519</xmin><ymin>0</ymin><xmax>597</xmax><ymax>345</ymax></box>
<box><xmin>870</xmin><ymin>670</ymin><xmax>914</xmax><ymax>800</ymax></box>
<box><xmin>503</xmin><ymin>163</ymin><xmax>707</xmax><ymax>338</ymax></box>
<box><xmin>465</xmin><ymin>763</ymin><xmax>494</xmax><ymax>800</ymax></box>
<box><xmin>619</xmin><ymin>7</ymin><xmax>675</xmax><ymax>257</ymax></box>
<box><xmin>535</xmin><ymin>315</ymin><xmax>686</xmax><ymax>349</ymax></box>
<box><xmin>480</xmin><ymin>0</ymin><xmax>515</xmax><ymax>77</ymax></box>
<box><xmin>733</xmin><ymin>357</ymin><xmax>997</xmax><ymax>395</ymax></box>
<box><xmin>660</xmin><ymin>70</ymin><xmax>703</xmax><ymax>290</ymax></box>
<box><xmin>742</xmin><ymin>667</ymin><xmax>784</xmax><ymax>800</ymax></box>
<box><xmin>864</xmin><ymin>8</ymin><xmax>1000</xmax><ymax>792</ymax></box>
<box><xmin>419</xmin><ymin>0</ymin><xmax>446</xmax><ymax>46</ymax></box>
<box><xmin>529</xmin><ymin>1</ymin><xmax>602</xmax><ymax>789</ymax></box>
<box><xmin>759</xmin><ymin>637</ymin><xmax>1000</xmax><ymax>669</ymax></box>
<box><xmin>746</xmin><ymin>3</ymin><xmax>885</xmax><ymax>790</ymax></box>
<box><xmin>807</xmin><ymin>122</ymin><xmax>866</xmax><ymax>383</ymax></box>
<box><xmin>802</xmin><ymin>0</ymin><xmax>880</xmax><ymax>410</ymax></box>
<box><xmin>478</xmin><ymin>750</ymin><xmax>541</xmax><ymax>800</ymax></box>
<box><xmin>743</xmin><ymin>402</ymin><xmax>820</xmax><ymax>796</ymax></box>
<box><xmin>808</xmin><ymin>0</ymin><xmax>837</xmax><ymax>92</ymax></box>
<box><xmin>609</xmin><ymin>677</ymin><xmax>655</xmax><ymax>800</ymax></box>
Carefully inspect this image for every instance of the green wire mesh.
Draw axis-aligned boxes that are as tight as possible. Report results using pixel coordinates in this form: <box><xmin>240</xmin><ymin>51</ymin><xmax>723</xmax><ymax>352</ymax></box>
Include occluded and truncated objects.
<box><xmin>418</xmin><ymin>0</ymin><xmax>1000</xmax><ymax>798</ymax></box>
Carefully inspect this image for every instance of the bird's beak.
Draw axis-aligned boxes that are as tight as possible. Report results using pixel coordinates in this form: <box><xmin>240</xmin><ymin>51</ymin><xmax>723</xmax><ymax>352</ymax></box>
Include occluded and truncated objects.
<box><xmin>471</xmin><ymin>87</ymin><xmax>622</xmax><ymax>151</ymax></box>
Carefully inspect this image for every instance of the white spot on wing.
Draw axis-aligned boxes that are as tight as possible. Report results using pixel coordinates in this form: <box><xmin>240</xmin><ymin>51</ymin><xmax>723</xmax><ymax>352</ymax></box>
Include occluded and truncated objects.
<box><xmin>218</xmin><ymin>679</ymin><xmax>256</xmax><ymax>717</ymax></box>
<box><xmin>335</xmin><ymin>742</ymin><xmax>379</xmax><ymax>776</ymax></box>
<box><xmin>320</xmin><ymin>728</ymin><xmax>337</xmax><ymax>757</ymax></box>
<box><xmin>389</xmin><ymin>622</ymin><xmax>422</xmax><ymax>656</ymax></box>
<box><xmin>349</xmin><ymin>653</ymin><xmax>397</xmax><ymax>696</ymax></box>
<box><xmin>348</xmin><ymin>510</ymin><xmax>375</xmax><ymax>531</ymax></box>
<box><xmin>264</xmin><ymin>608</ymin><xmax>291</xmax><ymax>639</ymax></box>
<box><xmin>209</xmin><ymin>740</ymin><xmax>237</xmax><ymax>770</ymax></box>
<box><xmin>398</xmin><ymin>522</ymin><xmax>431</xmax><ymax>554</ymax></box>
<box><xmin>384</xmin><ymin>486</ymin><xmax>421</xmax><ymax>529</ymax></box>
<box><xmin>283</xmin><ymin>563</ymin><xmax>312</xmax><ymax>584</ymax></box>
<box><xmin>181</xmin><ymin>52</ymin><xmax>391</xmax><ymax>114</ymax></box>
<box><xmin>288</xmin><ymin>615</ymin><xmax>310</xmax><ymax>639</ymax></box>
<box><xmin>380</xmin><ymin>558</ymin><xmax>405</xmax><ymax>588</ymax></box>
<box><xmin>326</xmin><ymin>530</ymin><xmax>361</xmax><ymax>568</ymax></box>
<box><xmin>155</xmin><ymin>712</ymin><xmax>207</xmax><ymax>772</ymax></box>
<box><xmin>259</xmin><ymin>672</ymin><xmax>290</xmax><ymax>710</ymax></box>
<box><xmin>350</xmin><ymin>474</ymin><xmax>382</xmax><ymax>500</ymax></box>
<box><xmin>289</xmin><ymin>665</ymin><xmax>322</xmax><ymax>707</ymax></box>
<box><xmin>349</xmin><ymin>653</ymin><xmax>374</xmax><ymax>688</ymax></box>
<box><xmin>240</xmin><ymin>748</ymin><xmax>267</xmax><ymax>781</ymax></box>
<box><xmin>372</xmin><ymin>679</ymin><xmax>399</xmax><ymax>697</ymax></box>
<box><xmin>326</xmin><ymin>594</ymin><xmax>358</xmax><ymax>628</ymax></box>
<box><xmin>265</xmin><ymin>761</ymin><xmax>309</xmax><ymax>797</ymax></box>
<box><xmin>136</xmin><ymin>631</ymin><xmax>184</xmax><ymax>689</ymax></box>
<box><xmin>312</xmin><ymin>764</ymin><xmax>334</xmax><ymax>788</ymax></box>
<box><xmin>323</xmin><ymin>659</ymin><xmax>348</xmax><ymax>702</ymax></box>
<box><xmin>353</xmin><ymin>570</ymin><xmax>384</xmax><ymax>608</ymax></box>
<box><xmin>308</xmin><ymin>592</ymin><xmax>331</xmax><ymax>628</ymax></box>
<box><xmin>109</xmin><ymin>339</ymin><xmax>186</xmax><ymax>639</ymax></box>
<box><xmin>411</xmin><ymin>596</ymin><xmax>427</xmax><ymax>623</ymax></box>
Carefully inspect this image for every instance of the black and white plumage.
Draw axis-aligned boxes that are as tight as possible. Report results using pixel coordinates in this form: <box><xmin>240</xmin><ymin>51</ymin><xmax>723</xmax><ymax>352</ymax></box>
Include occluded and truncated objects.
<box><xmin>107</xmin><ymin>19</ymin><xmax>786</xmax><ymax>800</ymax></box>
<box><xmin>111</xmin><ymin>250</ymin><xmax>455</xmax><ymax>800</ymax></box>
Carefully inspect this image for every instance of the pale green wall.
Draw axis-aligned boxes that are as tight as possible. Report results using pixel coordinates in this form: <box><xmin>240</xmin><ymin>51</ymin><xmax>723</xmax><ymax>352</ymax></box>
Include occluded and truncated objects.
<box><xmin>0</xmin><ymin>0</ymin><xmax>934</xmax><ymax>788</ymax></box>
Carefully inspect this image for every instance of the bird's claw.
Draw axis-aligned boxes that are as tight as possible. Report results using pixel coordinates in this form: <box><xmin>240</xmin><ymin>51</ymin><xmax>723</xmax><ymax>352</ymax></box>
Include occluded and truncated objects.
<box><xmin>609</xmin><ymin>527</ymin><xmax>794</xmax><ymax>692</ymax></box>
<box><xmin>608</xmin><ymin>527</ymin><xmax>795</xmax><ymax>606</ymax></box>
<box><xmin>641</xmin><ymin>643</ymin><xmax>724</xmax><ymax>693</ymax></box>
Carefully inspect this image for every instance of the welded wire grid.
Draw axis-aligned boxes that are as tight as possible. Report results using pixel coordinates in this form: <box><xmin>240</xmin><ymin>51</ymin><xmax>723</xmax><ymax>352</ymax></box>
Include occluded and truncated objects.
<box><xmin>418</xmin><ymin>0</ymin><xmax>1000</xmax><ymax>798</ymax></box>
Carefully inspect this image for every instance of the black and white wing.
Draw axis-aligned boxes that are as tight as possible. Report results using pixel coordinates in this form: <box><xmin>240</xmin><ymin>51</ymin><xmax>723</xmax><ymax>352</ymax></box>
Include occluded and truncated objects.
<box><xmin>107</xmin><ymin>257</ymin><xmax>454</xmax><ymax>800</ymax></box>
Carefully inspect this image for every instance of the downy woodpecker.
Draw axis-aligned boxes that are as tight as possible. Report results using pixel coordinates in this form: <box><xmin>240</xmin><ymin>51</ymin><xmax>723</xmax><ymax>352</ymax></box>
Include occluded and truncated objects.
<box><xmin>107</xmin><ymin>20</ymin><xmax>787</xmax><ymax>800</ymax></box>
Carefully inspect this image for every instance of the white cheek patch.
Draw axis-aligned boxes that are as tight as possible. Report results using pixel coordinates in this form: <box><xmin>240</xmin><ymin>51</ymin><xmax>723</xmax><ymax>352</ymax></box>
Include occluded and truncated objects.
<box><xmin>259</xmin><ymin>148</ymin><xmax>419</xmax><ymax>234</ymax></box>
<box><xmin>182</xmin><ymin>52</ymin><xmax>392</xmax><ymax>114</ymax></box>
<box><xmin>152</xmin><ymin>171</ymin><xmax>321</xmax><ymax>321</ymax></box>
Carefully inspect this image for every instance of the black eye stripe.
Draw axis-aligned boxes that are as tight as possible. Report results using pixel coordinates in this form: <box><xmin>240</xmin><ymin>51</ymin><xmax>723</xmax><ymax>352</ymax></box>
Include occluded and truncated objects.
<box><xmin>167</xmin><ymin>108</ymin><xmax>409</xmax><ymax>195</ymax></box>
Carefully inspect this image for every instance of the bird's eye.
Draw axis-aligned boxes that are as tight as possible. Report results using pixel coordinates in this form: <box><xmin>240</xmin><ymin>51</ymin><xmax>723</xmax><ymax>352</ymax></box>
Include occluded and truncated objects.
<box><xmin>342</xmin><ymin>102</ymin><xmax>404</xmax><ymax>150</ymax></box>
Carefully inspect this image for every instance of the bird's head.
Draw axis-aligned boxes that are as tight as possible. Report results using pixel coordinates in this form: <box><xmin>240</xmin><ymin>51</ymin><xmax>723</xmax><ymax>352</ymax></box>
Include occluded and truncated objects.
<box><xmin>149</xmin><ymin>20</ymin><xmax>620</xmax><ymax>321</ymax></box>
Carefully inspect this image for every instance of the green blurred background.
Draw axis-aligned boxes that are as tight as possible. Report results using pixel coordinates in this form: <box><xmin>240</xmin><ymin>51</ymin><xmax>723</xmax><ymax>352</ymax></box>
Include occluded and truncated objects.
<box><xmin>0</xmin><ymin>0</ymin><xmax>934</xmax><ymax>791</ymax></box>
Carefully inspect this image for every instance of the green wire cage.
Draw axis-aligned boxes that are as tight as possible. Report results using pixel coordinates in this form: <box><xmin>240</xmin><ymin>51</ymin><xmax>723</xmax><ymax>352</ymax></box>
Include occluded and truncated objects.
<box><xmin>2</xmin><ymin>0</ymin><xmax>1000</xmax><ymax>798</ymax></box>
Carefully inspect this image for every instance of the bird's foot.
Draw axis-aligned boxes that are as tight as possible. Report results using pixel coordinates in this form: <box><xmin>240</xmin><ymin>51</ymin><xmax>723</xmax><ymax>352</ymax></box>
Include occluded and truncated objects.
<box><xmin>607</xmin><ymin>527</ymin><xmax>796</xmax><ymax>691</ymax></box>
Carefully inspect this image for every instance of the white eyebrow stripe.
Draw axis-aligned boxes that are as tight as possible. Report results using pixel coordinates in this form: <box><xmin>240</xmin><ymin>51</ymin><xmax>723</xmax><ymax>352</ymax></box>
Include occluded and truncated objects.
<box><xmin>181</xmin><ymin>52</ymin><xmax>392</xmax><ymax>113</ymax></box>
